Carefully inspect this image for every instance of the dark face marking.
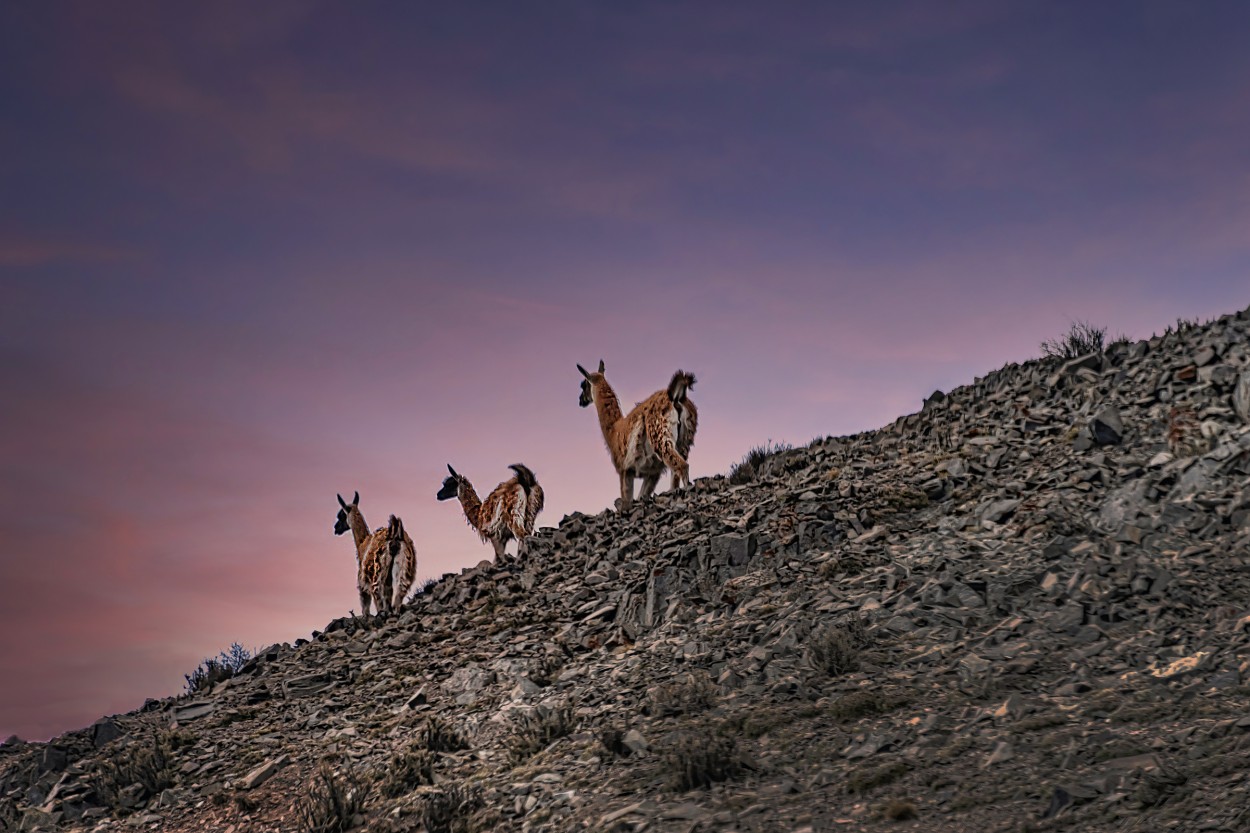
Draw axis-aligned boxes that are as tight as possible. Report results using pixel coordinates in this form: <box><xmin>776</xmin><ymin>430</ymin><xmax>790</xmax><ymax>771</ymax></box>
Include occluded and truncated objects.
<box><xmin>579</xmin><ymin>378</ymin><xmax>593</xmax><ymax>408</ymax></box>
<box><xmin>334</xmin><ymin>507</ymin><xmax>350</xmax><ymax>536</ymax></box>
<box><xmin>436</xmin><ymin>475</ymin><xmax>459</xmax><ymax>501</ymax></box>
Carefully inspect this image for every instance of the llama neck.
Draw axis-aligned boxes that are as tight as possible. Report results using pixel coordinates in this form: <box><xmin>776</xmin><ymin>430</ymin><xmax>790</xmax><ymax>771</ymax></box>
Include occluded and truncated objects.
<box><xmin>347</xmin><ymin>511</ymin><xmax>369</xmax><ymax>560</ymax></box>
<box><xmin>593</xmin><ymin>379</ymin><xmax>625</xmax><ymax>444</ymax></box>
<box><xmin>457</xmin><ymin>482</ymin><xmax>484</xmax><ymax>531</ymax></box>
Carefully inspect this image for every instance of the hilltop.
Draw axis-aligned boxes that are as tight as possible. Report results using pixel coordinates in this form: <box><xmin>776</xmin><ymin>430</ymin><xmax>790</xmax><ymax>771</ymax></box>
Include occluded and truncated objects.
<box><xmin>4</xmin><ymin>304</ymin><xmax>1250</xmax><ymax>833</ymax></box>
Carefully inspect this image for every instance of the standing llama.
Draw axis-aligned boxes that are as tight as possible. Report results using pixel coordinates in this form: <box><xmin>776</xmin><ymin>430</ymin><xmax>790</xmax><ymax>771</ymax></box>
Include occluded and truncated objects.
<box><xmin>437</xmin><ymin>463</ymin><xmax>545</xmax><ymax>560</ymax></box>
<box><xmin>577</xmin><ymin>360</ymin><xmax>698</xmax><ymax>511</ymax></box>
<box><xmin>333</xmin><ymin>492</ymin><xmax>417</xmax><ymax>617</ymax></box>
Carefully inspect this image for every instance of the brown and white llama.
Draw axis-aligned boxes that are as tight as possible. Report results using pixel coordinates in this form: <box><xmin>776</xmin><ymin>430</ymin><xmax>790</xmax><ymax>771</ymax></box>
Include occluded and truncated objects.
<box><xmin>333</xmin><ymin>492</ymin><xmax>417</xmax><ymax>617</ymax></box>
<box><xmin>577</xmin><ymin>360</ymin><xmax>698</xmax><ymax>511</ymax></box>
<box><xmin>437</xmin><ymin>463</ymin><xmax>545</xmax><ymax>560</ymax></box>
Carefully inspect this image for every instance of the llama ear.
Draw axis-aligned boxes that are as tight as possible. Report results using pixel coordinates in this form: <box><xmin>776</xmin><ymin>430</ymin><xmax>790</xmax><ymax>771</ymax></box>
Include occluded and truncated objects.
<box><xmin>576</xmin><ymin>364</ymin><xmax>590</xmax><ymax>379</ymax></box>
<box><xmin>352</xmin><ymin>491</ymin><xmax>359</xmax><ymax>506</ymax></box>
<box><xmin>337</xmin><ymin>493</ymin><xmax>348</xmax><ymax>509</ymax></box>
<box><xmin>598</xmin><ymin>359</ymin><xmax>605</xmax><ymax>373</ymax></box>
<box><xmin>447</xmin><ymin>464</ymin><xmax>458</xmax><ymax>478</ymax></box>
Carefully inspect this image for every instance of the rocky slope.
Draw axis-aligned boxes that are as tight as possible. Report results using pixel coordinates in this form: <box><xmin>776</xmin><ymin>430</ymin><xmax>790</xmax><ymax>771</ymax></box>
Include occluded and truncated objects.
<box><xmin>4</xmin><ymin>305</ymin><xmax>1250</xmax><ymax>833</ymax></box>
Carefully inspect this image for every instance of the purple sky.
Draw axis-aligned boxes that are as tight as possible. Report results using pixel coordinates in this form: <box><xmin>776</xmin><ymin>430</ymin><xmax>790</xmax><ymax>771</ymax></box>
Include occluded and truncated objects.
<box><xmin>2</xmin><ymin>1</ymin><xmax>1247</xmax><ymax>741</ymax></box>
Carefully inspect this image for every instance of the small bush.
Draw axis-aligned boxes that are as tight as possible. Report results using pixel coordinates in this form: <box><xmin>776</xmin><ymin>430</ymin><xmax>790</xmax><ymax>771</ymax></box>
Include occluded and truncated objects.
<box><xmin>0</xmin><ymin>797</ymin><xmax>18</xmax><ymax>830</ymax></box>
<box><xmin>645</xmin><ymin>670</ymin><xmax>717</xmax><ymax>717</ymax></box>
<box><xmin>526</xmin><ymin>653</ymin><xmax>565</xmax><ymax>688</ymax></box>
<box><xmin>596</xmin><ymin>725</ymin><xmax>630</xmax><ymax>759</ymax></box>
<box><xmin>1039</xmin><ymin>320</ymin><xmax>1106</xmax><ymax>361</ymax></box>
<box><xmin>829</xmin><ymin>690</ymin><xmax>888</xmax><ymax>722</ymax></box>
<box><xmin>728</xmin><ymin>440</ymin><xmax>793</xmax><ymax>485</ymax></box>
<box><xmin>421</xmin><ymin>715</ymin><xmax>469</xmax><ymax>754</ymax></box>
<box><xmin>660</xmin><ymin>730</ymin><xmax>743</xmax><ymax>791</ymax></box>
<box><xmin>295</xmin><ymin>762</ymin><xmax>367</xmax><ymax>833</ymax></box>
<box><xmin>232</xmin><ymin>793</ymin><xmax>260</xmax><ymax>813</ymax></box>
<box><xmin>414</xmin><ymin>783</ymin><xmax>484</xmax><ymax>833</ymax></box>
<box><xmin>507</xmin><ymin>702</ymin><xmax>575</xmax><ymax>764</ymax></box>
<box><xmin>849</xmin><ymin>760</ymin><xmax>910</xmax><ymax>794</ymax></box>
<box><xmin>184</xmin><ymin>642</ymin><xmax>253</xmax><ymax>694</ymax></box>
<box><xmin>1132</xmin><ymin>763</ymin><xmax>1188</xmax><ymax>809</ymax></box>
<box><xmin>806</xmin><ymin>620</ymin><xmax>868</xmax><ymax>677</ymax></box>
<box><xmin>89</xmin><ymin>730</ymin><xmax>176</xmax><ymax>813</ymax></box>
<box><xmin>379</xmin><ymin>742</ymin><xmax>434</xmax><ymax>797</ymax></box>
<box><xmin>414</xmin><ymin>577</ymin><xmax>439</xmax><ymax>596</ymax></box>
<box><xmin>878</xmin><ymin>799</ymin><xmax>918</xmax><ymax>821</ymax></box>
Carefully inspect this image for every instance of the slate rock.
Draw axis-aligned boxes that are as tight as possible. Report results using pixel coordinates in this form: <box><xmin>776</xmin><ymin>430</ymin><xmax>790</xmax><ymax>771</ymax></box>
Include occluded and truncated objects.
<box><xmin>1089</xmin><ymin>406</ymin><xmax>1124</xmax><ymax>445</ymax></box>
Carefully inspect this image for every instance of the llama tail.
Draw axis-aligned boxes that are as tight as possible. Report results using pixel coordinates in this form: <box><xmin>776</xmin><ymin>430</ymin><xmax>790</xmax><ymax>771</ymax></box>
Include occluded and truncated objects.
<box><xmin>387</xmin><ymin>515</ymin><xmax>406</xmax><ymax>552</ymax></box>
<box><xmin>509</xmin><ymin>463</ymin><xmax>538</xmax><ymax>494</ymax></box>
<box><xmin>667</xmin><ymin>370</ymin><xmax>697</xmax><ymax>404</ymax></box>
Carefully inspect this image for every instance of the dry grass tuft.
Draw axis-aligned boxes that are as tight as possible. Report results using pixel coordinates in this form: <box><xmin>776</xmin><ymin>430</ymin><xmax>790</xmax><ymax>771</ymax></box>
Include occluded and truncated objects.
<box><xmin>295</xmin><ymin>762</ymin><xmax>367</xmax><ymax>833</ymax></box>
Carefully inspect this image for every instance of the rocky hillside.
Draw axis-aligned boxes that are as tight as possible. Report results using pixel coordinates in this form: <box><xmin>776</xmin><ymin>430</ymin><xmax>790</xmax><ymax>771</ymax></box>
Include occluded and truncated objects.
<box><xmin>5</xmin><ymin>305</ymin><xmax>1250</xmax><ymax>833</ymax></box>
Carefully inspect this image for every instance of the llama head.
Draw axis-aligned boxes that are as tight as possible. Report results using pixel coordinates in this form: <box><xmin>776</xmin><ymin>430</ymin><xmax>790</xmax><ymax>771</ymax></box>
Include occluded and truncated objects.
<box><xmin>437</xmin><ymin>464</ymin><xmax>463</xmax><ymax>501</ymax></box>
<box><xmin>576</xmin><ymin>359</ymin><xmax>605</xmax><ymax>407</ymax></box>
<box><xmin>334</xmin><ymin>491</ymin><xmax>361</xmax><ymax>535</ymax></box>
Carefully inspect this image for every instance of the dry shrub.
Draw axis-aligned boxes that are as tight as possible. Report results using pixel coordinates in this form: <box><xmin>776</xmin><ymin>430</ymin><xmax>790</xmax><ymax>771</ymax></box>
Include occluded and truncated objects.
<box><xmin>728</xmin><ymin>441</ymin><xmax>793</xmax><ymax>485</ymax></box>
<box><xmin>878</xmin><ymin>799</ymin><xmax>918</xmax><ymax>820</ymax></box>
<box><xmin>1040</xmin><ymin>320</ymin><xmax>1106</xmax><ymax>361</ymax></box>
<box><xmin>506</xmin><ymin>702</ymin><xmax>575</xmax><ymax>764</ymax></box>
<box><xmin>660</xmin><ymin>730</ymin><xmax>743</xmax><ymax>791</ymax></box>
<box><xmin>379</xmin><ymin>741</ymin><xmax>434</xmax><ymax>797</ymax></box>
<box><xmin>596</xmin><ymin>725</ymin><xmax>630</xmax><ymax>759</ymax></box>
<box><xmin>807</xmin><ymin>626</ymin><xmax>861</xmax><ymax>677</ymax></box>
<box><xmin>422</xmin><ymin>715</ymin><xmax>469</xmax><ymax>753</ymax></box>
<box><xmin>295</xmin><ymin>762</ymin><xmax>367</xmax><ymax>833</ymax></box>
<box><xmin>89</xmin><ymin>730</ymin><xmax>176</xmax><ymax>813</ymax></box>
<box><xmin>414</xmin><ymin>783</ymin><xmax>484</xmax><ymax>833</ymax></box>
<box><xmin>646</xmin><ymin>670</ymin><xmax>717</xmax><ymax>717</ymax></box>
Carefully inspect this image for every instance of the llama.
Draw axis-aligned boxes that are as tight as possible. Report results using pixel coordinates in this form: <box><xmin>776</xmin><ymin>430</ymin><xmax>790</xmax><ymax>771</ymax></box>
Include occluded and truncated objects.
<box><xmin>437</xmin><ymin>463</ymin><xmax>545</xmax><ymax>560</ymax></box>
<box><xmin>333</xmin><ymin>492</ymin><xmax>417</xmax><ymax>617</ymax></box>
<box><xmin>577</xmin><ymin>360</ymin><xmax>698</xmax><ymax>511</ymax></box>
<box><xmin>384</xmin><ymin>514</ymin><xmax>418</xmax><ymax>612</ymax></box>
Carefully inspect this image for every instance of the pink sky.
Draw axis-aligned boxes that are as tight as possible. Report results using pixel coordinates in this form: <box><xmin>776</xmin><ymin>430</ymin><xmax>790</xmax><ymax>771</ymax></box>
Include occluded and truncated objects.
<box><xmin>1</xmin><ymin>1</ymin><xmax>1248</xmax><ymax>740</ymax></box>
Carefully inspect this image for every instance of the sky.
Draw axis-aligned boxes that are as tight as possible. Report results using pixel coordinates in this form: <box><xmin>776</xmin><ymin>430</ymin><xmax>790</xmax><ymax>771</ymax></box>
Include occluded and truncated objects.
<box><xmin>1</xmin><ymin>0</ymin><xmax>1247</xmax><ymax>741</ymax></box>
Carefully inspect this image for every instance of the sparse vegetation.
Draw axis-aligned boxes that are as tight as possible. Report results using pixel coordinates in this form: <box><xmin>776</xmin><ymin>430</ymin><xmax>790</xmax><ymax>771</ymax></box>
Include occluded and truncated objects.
<box><xmin>421</xmin><ymin>715</ymin><xmax>469</xmax><ymax>754</ymax></box>
<box><xmin>415</xmin><ymin>577</ymin><xmax>439</xmax><ymax>596</ymax></box>
<box><xmin>295</xmin><ymin>762</ymin><xmax>368</xmax><ymax>833</ymax></box>
<box><xmin>526</xmin><ymin>652</ymin><xmax>566</xmax><ymax>688</ymax></box>
<box><xmin>413</xmin><ymin>783</ymin><xmax>484</xmax><ymax>833</ymax></box>
<box><xmin>878</xmin><ymin>798</ymin><xmax>918</xmax><ymax>821</ymax></box>
<box><xmin>728</xmin><ymin>440</ymin><xmax>793</xmax><ymax>485</ymax></box>
<box><xmin>184</xmin><ymin>642</ymin><xmax>253</xmax><ymax>694</ymax></box>
<box><xmin>596</xmin><ymin>725</ymin><xmax>630</xmax><ymax>759</ymax></box>
<box><xmin>849</xmin><ymin>759</ymin><xmax>910</xmax><ymax>794</ymax></box>
<box><xmin>1039</xmin><ymin>320</ymin><xmax>1107</xmax><ymax>361</ymax></box>
<box><xmin>806</xmin><ymin>617</ymin><xmax>869</xmax><ymax>677</ymax></box>
<box><xmin>1131</xmin><ymin>763</ymin><xmax>1188</xmax><ymax>809</ymax></box>
<box><xmin>232</xmin><ymin>793</ymin><xmax>260</xmax><ymax>813</ymax></box>
<box><xmin>645</xmin><ymin>670</ymin><xmax>717</xmax><ymax>717</ymax></box>
<box><xmin>379</xmin><ymin>741</ymin><xmax>434</xmax><ymax>797</ymax></box>
<box><xmin>660</xmin><ymin>729</ymin><xmax>744</xmax><ymax>790</ymax></box>
<box><xmin>829</xmin><ymin>689</ymin><xmax>890</xmax><ymax>722</ymax></box>
<box><xmin>89</xmin><ymin>730</ymin><xmax>176</xmax><ymax>813</ymax></box>
<box><xmin>507</xmin><ymin>702</ymin><xmax>575</xmax><ymax>764</ymax></box>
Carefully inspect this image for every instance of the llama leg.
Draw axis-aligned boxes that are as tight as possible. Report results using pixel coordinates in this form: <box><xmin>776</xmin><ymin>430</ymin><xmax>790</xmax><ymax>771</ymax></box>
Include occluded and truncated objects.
<box><xmin>639</xmin><ymin>473</ymin><xmax>661</xmax><ymax>500</ymax></box>
<box><xmin>391</xmin><ymin>550</ymin><xmax>410</xmax><ymax>611</ymax></box>
<box><xmin>492</xmin><ymin>537</ymin><xmax>507</xmax><ymax>561</ymax></box>
<box><xmin>659</xmin><ymin>442</ymin><xmax>690</xmax><ymax>490</ymax></box>
<box><xmin>358</xmin><ymin>588</ymin><xmax>371</xmax><ymax>619</ymax></box>
<box><xmin>619</xmin><ymin>471</ymin><xmax>634</xmax><ymax>511</ymax></box>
